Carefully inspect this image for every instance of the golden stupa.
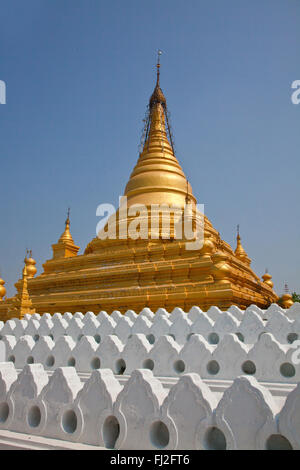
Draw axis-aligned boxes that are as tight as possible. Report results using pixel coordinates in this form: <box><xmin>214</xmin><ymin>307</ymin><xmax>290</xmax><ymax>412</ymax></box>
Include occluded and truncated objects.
<box><xmin>0</xmin><ymin>60</ymin><xmax>279</xmax><ymax>319</ymax></box>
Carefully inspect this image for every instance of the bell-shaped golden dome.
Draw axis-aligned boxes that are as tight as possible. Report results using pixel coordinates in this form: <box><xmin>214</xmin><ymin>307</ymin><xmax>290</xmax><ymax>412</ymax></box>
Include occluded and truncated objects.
<box><xmin>124</xmin><ymin>62</ymin><xmax>196</xmax><ymax>209</ymax></box>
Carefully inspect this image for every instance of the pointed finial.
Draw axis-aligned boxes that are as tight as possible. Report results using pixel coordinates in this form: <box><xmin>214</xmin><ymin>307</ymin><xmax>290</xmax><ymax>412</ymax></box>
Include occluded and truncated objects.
<box><xmin>58</xmin><ymin>207</ymin><xmax>75</xmax><ymax>244</ymax></box>
<box><xmin>157</xmin><ymin>49</ymin><xmax>162</xmax><ymax>64</ymax></box>
<box><xmin>156</xmin><ymin>49</ymin><xmax>162</xmax><ymax>83</ymax></box>
<box><xmin>237</xmin><ymin>224</ymin><xmax>240</xmax><ymax>239</ymax></box>
<box><xmin>24</xmin><ymin>249</ymin><xmax>37</xmax><ymax>278</ymax></box>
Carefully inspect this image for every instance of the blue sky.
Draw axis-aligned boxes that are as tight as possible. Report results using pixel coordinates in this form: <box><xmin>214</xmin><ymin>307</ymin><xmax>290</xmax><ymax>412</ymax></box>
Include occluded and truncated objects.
<box><xmin>0</xmin><ymin>0</ymin><xmax>299</xmax><ymax>298</ymax></box>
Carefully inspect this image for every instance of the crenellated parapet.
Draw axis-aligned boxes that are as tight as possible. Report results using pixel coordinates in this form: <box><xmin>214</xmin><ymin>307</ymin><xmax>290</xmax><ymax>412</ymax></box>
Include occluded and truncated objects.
<box><xmin>0</xmin><ymin>363</ymin><xmax>298</xmax><ymax>449</ymax></box>
<box><xmin>0</xmin><ymin>303</ymin><xmax>299</xmax><ymax>383</ymax></box>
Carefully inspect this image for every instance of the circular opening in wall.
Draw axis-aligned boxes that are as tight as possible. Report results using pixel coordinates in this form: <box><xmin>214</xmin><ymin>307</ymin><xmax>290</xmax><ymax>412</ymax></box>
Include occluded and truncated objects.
<box><xmin>266</xmin><ymin>434</ymin><xmax>293</xmax><ymax>450</ymax></box>
<box><xmin>146</xmin><ymin>334</ymin><xmax>155</xmax><ymax>345</ymax></box>
<box><xmin>287</xmin><ymin>333</ymin><xmax>298</xmax><ymax>344</ymax></box>
<box><xmin>28</xmin><ymin>405</ymin><xmax>41</xmax><ymax>428</ymax></box>
<box><xmin>236</xmin><ymin>332</ymin><xmax>244</xmax><ymax>343</ymax></box>
<box><xmin>49</xmin><ymin>334</ymin><xmax>54</xmax><ymax>340</ymax></box>
<box><xmin>33</xmin><ymin>334</ymin><xmax>39</xmax><ymax>342</ymax></box>
<box><xmin>0</xmin><ymin>402</ymin><xmax>9</xmax><ymax>423</ymax></box>
<box><xmin>102</xmin><ymin>416</ymin><xmax>120</xmax><ymax>449</ymax></box>
<box><xmin>91</xmin><ymin>357</ymin><xmax>101</xmax><ymax>370</ymax></box>
<box><xmin>8</xmin><ymin>355</ymin><xmax>15</xmax><ymax>363</ymax></box>
<box><xmin>143</xmin><ymin>359</ymin><xmax>154</xmax><ymax>370</ymax></box>
<box><xmin>187</xmin><ymin>333</ymin><xmax>195</xmax><ymax>341</ymax></box>
<box><xmin>204</xmin><ymin>427</ymin><xmax>226</xmax><ymax>450</ymax></box>
<box><xmin>174</xmin><ymin>360</ymin><xmax>185</xmax><ymax>374</ymax></box>
<box><xmin>27</xmin><ymin>356</ymin><xmax>34</xmax><ymax>364</ymax></box>
<box><xmin>68</xmin><ymin>357</ymin><xmax>76</xmax><ymax>367</ymax></box>
<box><xmin>94</xmin><ymin>334</ymin><xmax>101</xmax><ymax>344</ymax></box>
<box><xmin>168</xmin><ymin>334</ymin><xmax>176</xmax><ymax>341</ymax></box>
<box><xmin>242</xmin><ymin>360</ymin><xmax>256</xmax><ymax>375</ymax></box>
<box><xmin>280</xmin><ymin>362</ymin><xmax>295</xmax><ymax>378</ymax></box>
<box><xmin>46</xmin><ymin>356</ymin><xmax>55</xmax><ymax>367</ymax></box>
<box><xmin>150</xmin><ymin>421</ymin><xmax>170</xmax><ymax>449</ymax></box>
<box><xmin>77</xmin><ymin>334</ymin><xmax>84</xmax><ymax>341</ymax></box>
<box><xmin>115</xmin><ymin>359</ymin><xmax>126</xmax><ymax>375</ymax></box>
<box><xmin>208</xmin><ymin>333</ymin><xmax>219</xmax><ymax>345</ymax></box>
<box><xmin>62</xmin><ymin>409</ymin><xmax>77</xmax><ymax>434</ymax></box>
<box><xmin>207</xmin><ymin>360</ymin><xmax>220</xmax><ymax>375</ymax></box>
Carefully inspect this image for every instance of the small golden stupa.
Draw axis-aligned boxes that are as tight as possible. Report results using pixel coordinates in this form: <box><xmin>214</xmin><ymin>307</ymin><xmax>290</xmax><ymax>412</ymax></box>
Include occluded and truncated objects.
<box><xmin>7</xmin><ymin>262</ymin><xmax>36</xmax><ymax>319</ymax></box>
<box><xmin>0</xmin><ymin>58</ymin><xmax>279</xmax><ymax>319</ymax></box>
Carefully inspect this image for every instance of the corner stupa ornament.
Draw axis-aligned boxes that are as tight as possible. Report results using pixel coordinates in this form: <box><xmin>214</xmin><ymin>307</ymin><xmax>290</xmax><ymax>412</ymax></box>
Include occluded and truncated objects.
<box><xmin>0</xmin><ymin>276</ymin><xmax>6</xmax><ymax>301</ymax></box>
<box><xmin>24</xmin><ymin>250</ymin><xmax>37</xmax><ymax>278</ymax></box>
<box><xmin>51</xmin><ymin>208</ymin><xmax>80</xmax><ymax>259</ymax></box>
<box><xmin>262</xmin><ymin>269</ymin><xmax>273</xmax><ymax>288</ymax></box>
<box><xmin>280</xmin><ymin>283</ymin><xmax>294</xmax><ymax>309</ymax></box>
<box><xmin>149</xmin><ymin>50</ymin><xmax>166</xmax><ymax>109</ymax></box>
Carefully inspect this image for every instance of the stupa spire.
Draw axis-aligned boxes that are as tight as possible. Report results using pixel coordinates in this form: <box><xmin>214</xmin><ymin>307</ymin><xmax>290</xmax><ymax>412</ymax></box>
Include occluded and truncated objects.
<box><xmin>59</xmin><ymin>207</ymin><xmax>74</xmax><ymax>243</ymax></box>
<box><xmin>280</xmin><ymin>282</ymin><xmax>294</xmax><ymax>309</ymax></box>
<box><xmin>24</xmin><ymin>249</ymin><xmax>37</xmax><ymax>278</ymax></box>
<box><xmin>234</xmin><ymin>225</ymin><xmax>251</xmax><ymax>265</ymax></box>
<box><xmin>0</xmin><ymin>57</ymin><xmax>278</xmax><ymax>317</ymax></box>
